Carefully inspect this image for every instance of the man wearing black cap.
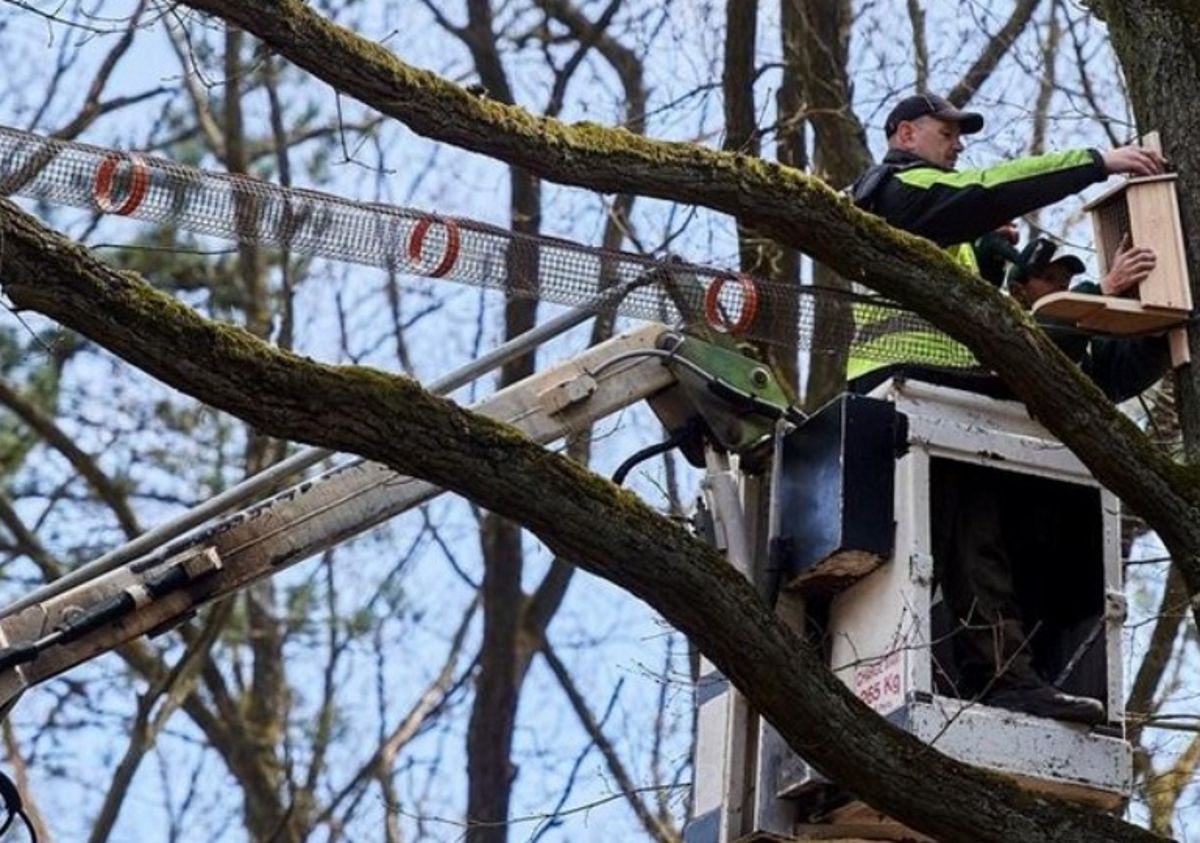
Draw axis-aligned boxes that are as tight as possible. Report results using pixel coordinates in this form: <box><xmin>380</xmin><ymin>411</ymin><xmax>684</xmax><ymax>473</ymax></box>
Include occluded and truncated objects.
<box><xmin>850</xmin><ymin>92</ymin><xmax>1164</xmax><ymax>279</ymax></box>
<box><xmin>848</xmin><ymin>93</ymin><xmax>1166</xmax><ymax>725</ymax></box>
<box><xmin>1008</xmin><ymin>236</ymin><xmax>1169</xmax><ymax>402</ymax></box>
<box><xmin>845</xmin><ymin>93</ymin><xmax>1164</xmax><ymax>384</ymax></box>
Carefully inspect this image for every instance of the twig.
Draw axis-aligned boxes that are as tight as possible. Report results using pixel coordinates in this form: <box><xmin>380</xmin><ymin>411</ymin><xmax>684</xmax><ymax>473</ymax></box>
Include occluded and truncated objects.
<box><xmin>541</xmin><ymin>641</ymin><xmax>678</xmax><ymax>843</ymax></box>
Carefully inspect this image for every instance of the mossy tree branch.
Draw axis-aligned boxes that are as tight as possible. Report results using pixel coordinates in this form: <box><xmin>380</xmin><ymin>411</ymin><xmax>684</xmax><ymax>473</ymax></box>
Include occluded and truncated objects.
<box><xmin>0</xmin><ymin>197</ymin><xmax>1167</xmax><ymax>843</ymax></box>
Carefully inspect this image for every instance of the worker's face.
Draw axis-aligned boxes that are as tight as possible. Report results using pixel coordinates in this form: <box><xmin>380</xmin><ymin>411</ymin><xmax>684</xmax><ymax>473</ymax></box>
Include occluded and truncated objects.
<box><xmin>894</xmin><ymin>116</ymin><xmax>963</xmax><ymax>168</ymax></box>
<box><xmin>1012</xmin><ymin>265</ymin><xmax>1074</xmax><ymax>310</ymax></box>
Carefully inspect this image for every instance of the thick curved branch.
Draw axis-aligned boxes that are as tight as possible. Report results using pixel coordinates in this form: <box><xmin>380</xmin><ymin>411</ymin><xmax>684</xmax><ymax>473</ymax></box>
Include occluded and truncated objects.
<box><xmin>0</xmin><ymin>199</ymin><xmax>1164</xmax><ymax>843</ymax></box>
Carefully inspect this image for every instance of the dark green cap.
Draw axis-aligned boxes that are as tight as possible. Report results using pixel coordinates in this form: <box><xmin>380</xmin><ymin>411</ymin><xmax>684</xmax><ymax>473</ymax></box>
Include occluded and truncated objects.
<box><xmin>1006</xmin><ymin>238</ymin><xmax>1086</xmax><ymax>286</ymax></box>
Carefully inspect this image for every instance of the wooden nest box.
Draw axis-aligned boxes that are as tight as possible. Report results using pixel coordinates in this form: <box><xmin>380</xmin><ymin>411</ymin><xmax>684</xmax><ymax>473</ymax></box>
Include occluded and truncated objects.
<box><xmin>1033</xmin><ymin>170</ymin><xmax>1193</xmax><ymax>336</ymax></box>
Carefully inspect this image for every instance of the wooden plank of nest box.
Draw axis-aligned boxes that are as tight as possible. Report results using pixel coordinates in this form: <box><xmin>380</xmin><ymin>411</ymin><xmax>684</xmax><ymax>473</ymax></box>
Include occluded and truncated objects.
<box><xmin>1080</xmin><ymin>173</ymin><xmax>1179</xmax><ymax>213</ymax></box>
<box><xmin>1032</xmin><ymin>292</ymin><xmax>1108</xmax><ymax>322</ymax></box>
<box><xmin>1032</xmin><ymin>291</ymin><xmax>1188</xmax><ymax>334</ymax></box>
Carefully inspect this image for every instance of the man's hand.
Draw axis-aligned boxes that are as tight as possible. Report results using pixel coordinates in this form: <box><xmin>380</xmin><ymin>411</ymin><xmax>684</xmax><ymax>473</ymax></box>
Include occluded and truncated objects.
<box><xmin>1101</xmin><ymin>234</ymin><xmax>1156</xmax><ymax>295</ymax></box>
<box><xmin>993</xmin><ymin>221</ymin><xmax>1019</xmax><ymax>244</ymax></box>
<box><xmin>1102</xmin><ymin>145</ymin><xmax>1167</xmax><ymax>177</ymax></box>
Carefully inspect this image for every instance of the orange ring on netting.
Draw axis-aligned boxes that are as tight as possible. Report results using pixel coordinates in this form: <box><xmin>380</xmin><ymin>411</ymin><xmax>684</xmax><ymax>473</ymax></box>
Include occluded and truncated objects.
<box><xmin>704</xmin><ymin>274</ymin><xmax>760</xmax><ymax>334</ymax></box>
<box><xmin>407</xmin><ymin>216</ymin><xmax>462</xmax><ymax>278</ymax></box>
<box><xmin>93</xmin><ymin>152</ymin><xmax>150</xmax><ymax>216</ymax></box>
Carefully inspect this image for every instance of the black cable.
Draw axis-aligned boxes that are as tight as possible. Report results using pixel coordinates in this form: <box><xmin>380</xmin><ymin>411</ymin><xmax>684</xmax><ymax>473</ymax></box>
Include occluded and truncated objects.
<box><xmin>0</xmin><ymin>770</ymin><xmax>22</xmax><ymax>816</ymax></box>
<box><xmin>16</xmin><ymin>809</ymin><xmax>35</xmax><ymax>841</ymax></box>
<box><xmin>612</xmin><ymin>420</ymin><xmax>702</xmax><ymax>486</ymax></box>
<box><xmin>0</xmin><ymin>644</ymin><xmax>40</xmax><ymax>674</ymax></box>
<box><xmin>0</xmin><ymin>769</ymin><xmax>34</xmax><ymax>841</ymax></box>
<box><xmin>0</xmin><ymin>559</ymin><xmax>196</xmax><ymax>675</ymax></box>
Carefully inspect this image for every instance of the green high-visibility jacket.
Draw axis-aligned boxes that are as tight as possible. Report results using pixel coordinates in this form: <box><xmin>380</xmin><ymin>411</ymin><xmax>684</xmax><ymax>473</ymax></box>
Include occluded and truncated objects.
<box><xmin>846</xmin><ymin>147</ymin><xmax>1107</xmax><ymax>379</ymax></box>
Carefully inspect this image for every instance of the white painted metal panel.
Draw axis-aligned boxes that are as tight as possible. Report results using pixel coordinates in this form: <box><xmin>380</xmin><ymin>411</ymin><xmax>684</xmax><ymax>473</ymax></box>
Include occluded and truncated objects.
<box><xmin>905</xmin><ymin>697</ymin><xmax>1132</xmax><ymax>799</ymax></box>
<box><xmin>828</xmin><ymin>555</ymin><xmax>922</xmax><ymax>716</ymax></box>
<box><xmin>876</xmin><ymin>380</ymin><xmax>1095</xmax><ymax>482</ymax></box>
<box><xmin>691</xmin><ymin>668</ymin><xmax>731</xmax><ymax>843</ymax></box>
<box><xmin>1101</xmin><ymin>489</ymin><xmax>1125</xmax><ymax>724</ymax></box>
<box><xmin>828</xmin><ymin>451</ymin><xmax>932</xmax><ymax>714</ymax></box>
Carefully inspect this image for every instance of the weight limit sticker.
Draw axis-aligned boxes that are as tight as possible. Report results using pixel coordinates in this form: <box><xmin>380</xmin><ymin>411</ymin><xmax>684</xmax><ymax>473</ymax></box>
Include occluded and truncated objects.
<box><xmin>853</xmin><ymin>650</ymin><xmax>904</xmax><ymax>715</ymax></box>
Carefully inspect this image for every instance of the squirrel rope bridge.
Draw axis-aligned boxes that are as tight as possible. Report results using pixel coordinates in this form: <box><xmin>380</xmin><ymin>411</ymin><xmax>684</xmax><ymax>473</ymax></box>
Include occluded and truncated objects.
<box><xmin>0</xmin><ymin>125</ymin><xmax>976</xmax><ymax>370</ymax></box>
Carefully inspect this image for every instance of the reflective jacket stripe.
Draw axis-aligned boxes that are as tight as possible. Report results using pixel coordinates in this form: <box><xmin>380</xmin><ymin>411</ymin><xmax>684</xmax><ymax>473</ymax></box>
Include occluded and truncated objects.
<box><xmin>847</xmin><ymin>242</ymin><xmax>978</xmax><ymax>379</ymax></box>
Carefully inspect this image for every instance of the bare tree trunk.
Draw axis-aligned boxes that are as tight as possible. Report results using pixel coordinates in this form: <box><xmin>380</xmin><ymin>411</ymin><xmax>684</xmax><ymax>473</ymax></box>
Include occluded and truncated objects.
<box><xmin>1025</xmin><ymin>2</ymin><xmax>1060</xmax><ymax>234</ymax></box>
<box><xmin>459</xmin><ymin>3</ymin><xmax>539</xmax><ymax>836</ymax></box>
<box><xmin>907</xmin><ymin>0</ymin><xmax>930</xmax><ymax>92</ymax></box>
<box><xmin>454</xmin><ymin>3</ymin><xmax>653</xmax><ymax>836</ymax></box>
<box><xmin>224</xmin><ymin>27</ymin><xmax>293</xmax><ymax>842</ymax></box>
<box><xmin>723</xmin><ymin>0</ymin><xmax>800</xmax><ymax>393</ymax></box>
<box><xmin>789</xmin><ymin>0</ymin><xmax>870</xmax><ymax>408</ymax></box>
<box><xmin>1091</xmin><ymin>0</ymin><xmax>1200</xmax><ymax>621</ymax></box>
<box><xmin>466</xmin><ymin>163</ymin><xmax>540</xmax><ymax>839</ymax></box>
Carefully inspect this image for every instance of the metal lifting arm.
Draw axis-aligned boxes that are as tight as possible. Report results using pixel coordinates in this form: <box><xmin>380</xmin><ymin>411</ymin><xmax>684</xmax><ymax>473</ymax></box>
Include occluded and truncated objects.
<box><xmin>0</xmin><ymin>324</ymin><xmax>680</xmax><ymax>717</ymax></box>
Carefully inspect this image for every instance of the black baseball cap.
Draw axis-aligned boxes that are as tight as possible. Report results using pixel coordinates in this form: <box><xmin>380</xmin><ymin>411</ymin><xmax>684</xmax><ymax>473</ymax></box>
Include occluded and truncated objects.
<box><xmin>884</xmin><ymin>93</ymin><xmax>984</xmax><ymax>137</ymax></box>
<box><xmin>1006</xmin><ymin>238</ymin><xmax>1086</xmax><ymax>286</ymax></box>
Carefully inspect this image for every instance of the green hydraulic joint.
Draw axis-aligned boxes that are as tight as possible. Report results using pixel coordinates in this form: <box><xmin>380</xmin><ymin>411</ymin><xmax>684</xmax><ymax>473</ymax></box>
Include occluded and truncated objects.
<box><xmin>647</xmin><ymin>330</ymin><xmax>798</xmax><ymax>471</ymax></box>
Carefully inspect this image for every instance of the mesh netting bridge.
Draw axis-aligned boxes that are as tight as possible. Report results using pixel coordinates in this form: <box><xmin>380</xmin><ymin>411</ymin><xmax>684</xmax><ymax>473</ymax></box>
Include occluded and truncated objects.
<box><xmin>0</xmin><ymin>125</ymin><xmax>977</xmax><ymax>371</ymax></box>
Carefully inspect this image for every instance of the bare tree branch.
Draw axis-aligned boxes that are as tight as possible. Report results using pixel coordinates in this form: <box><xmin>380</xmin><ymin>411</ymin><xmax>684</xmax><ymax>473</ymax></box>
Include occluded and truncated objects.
<box><xmin>1</xmin><ymin>720</ymin><xmax>54</xmax><ymax>843</ymax></box>
<box><xmin>87</xmin><ymin>599</ymin><xmax>234</xmax><ymax>843</ymax></box>
<box><xmin>906</xmin><ymin>0</ymin><xmax>930</xmax><ymax>92</ymax></box>
<box><xmin>1127</xmin><ymin>567</ymin><xmax>1188</xmax><ymax>749</ymax></box>
<box><xmin>948</xmin><ymin>0</ymin><xmax>1041</xmax><ymax>107</ymax></box>
<box><xmin>1145</xmin><ymin>732</ymin><xmax>1200</xmax><ymax>835</ymax></box>
<box><xmin>314</xmin><ymin>599</ymin><xmax>477</xmax><ymax>827</ymax></box>
<box><xmin>0</xmin><ymin>489</ymin><xmax>65</xmax><ymax>581</ymax></box>
<box><xmin>541</xmin><ymin>642</ymin><xmax>678</xmax><ymax>843</ymax></box>
<box><xmin>52</xmin><ymin>0</ymin><xmax>157</xmax><ymax>141</ymax></box>
<box><xmin>1062</xmin><ymin>0</ymin><xmax>1123</xmax><ymax>147</ymax></box>
<box><xmin>1025</xmin><ymin>0</ymin><xmax>1060</xmax><ymax>233</ymax></box>
<box><xmin>165</xmin><ymin>18</ymin><xmax>227</xmax><ymax>161</ymax></box>
<box><xmin>0</xmin><ymin>377</ymin><xmax>141</xmax><ymax>539</ymax></box>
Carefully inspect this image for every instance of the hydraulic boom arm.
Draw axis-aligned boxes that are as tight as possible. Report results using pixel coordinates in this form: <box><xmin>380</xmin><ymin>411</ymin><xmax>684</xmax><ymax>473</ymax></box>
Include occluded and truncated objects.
<box><xmin>0</xmin><ymin>325</ymin><xmax>679</xmax><ymax>717</ymax></box>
